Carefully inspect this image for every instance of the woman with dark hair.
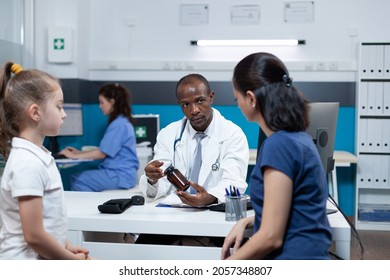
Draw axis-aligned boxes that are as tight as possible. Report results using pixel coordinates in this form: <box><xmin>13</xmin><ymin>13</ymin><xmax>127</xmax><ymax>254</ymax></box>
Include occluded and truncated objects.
<box><xmin>221</xmin><ymin>52</ymin><xmax>332</xmax><ymax>259</ymax></box>
<box><xmin>59</xmin><ymin>83</ymin><xmax>139</xmax><ymax>192</ymax></box>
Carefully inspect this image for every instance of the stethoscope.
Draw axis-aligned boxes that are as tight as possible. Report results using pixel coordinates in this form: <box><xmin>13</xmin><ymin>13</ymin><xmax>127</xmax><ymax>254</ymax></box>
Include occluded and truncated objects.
<box><xmin>173</xmin><ymin>119</ymin><xmax>187</xmax><ymax>153</ymax></box>
<box><xmin>173</xmin><ymin>118</ymin><xmax>220</xmax><ymax>172</ymax></box>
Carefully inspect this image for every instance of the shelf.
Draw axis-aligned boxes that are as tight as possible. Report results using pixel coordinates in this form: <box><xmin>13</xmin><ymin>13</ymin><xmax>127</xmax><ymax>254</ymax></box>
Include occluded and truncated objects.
<box><xmin>356</xmin><ymin>220</ymin><xmax>390</xmax><ymax>231</ymax></box>
<box><xmin>359</xmin><ymin>115</ymin><xmax>390</xmax><ymax>119</ymax></box>
<box><xmin>359</xmin><ymin>203</ymin><xmax>390</xmax><ymax>222</ymax></box>
<box><xmin>361</xmin><ymin>78</ymin><xmax>390</xmax><ymax>81</ymax></box>
<box><xmin>357</xmin><ymin>186</ymin><xmax>390</xmax><ymax>190</ymax></box>
<box><xmin>355</xmin><ymin>42</ymin><xmax>390</xmax><ymax>230</ymax></box>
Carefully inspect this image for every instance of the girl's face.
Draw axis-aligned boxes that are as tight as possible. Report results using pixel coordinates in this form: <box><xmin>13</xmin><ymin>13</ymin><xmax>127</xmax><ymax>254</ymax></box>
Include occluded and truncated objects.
<box><xmin>40</xmin><ymin>86</ymin><xmax>67</xmax><ymax>136</ymax></box>
<box><xmin>99</xmin><ymin>95</ymin><xmax>114</xmax><ymax>116</ymax></box>
<box><xmin>233</xmin><ymin>87</ymin><xmax>257</xmax><ymax>122</ymax></box>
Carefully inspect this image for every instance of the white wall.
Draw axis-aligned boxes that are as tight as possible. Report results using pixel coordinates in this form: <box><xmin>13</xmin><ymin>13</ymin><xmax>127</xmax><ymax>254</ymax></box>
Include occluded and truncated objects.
<box><xmin>28</xmin><ymin>0</ymin><xmax>390</xmax><ymax>81</ymax></box>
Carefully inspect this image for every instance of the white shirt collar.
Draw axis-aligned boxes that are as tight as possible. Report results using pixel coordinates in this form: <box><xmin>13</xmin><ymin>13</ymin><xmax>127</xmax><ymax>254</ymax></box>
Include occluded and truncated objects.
<box><xmin>11</xmin><ymin>137</ymin><xmax>53</xmax><ymax>166</ymax></box>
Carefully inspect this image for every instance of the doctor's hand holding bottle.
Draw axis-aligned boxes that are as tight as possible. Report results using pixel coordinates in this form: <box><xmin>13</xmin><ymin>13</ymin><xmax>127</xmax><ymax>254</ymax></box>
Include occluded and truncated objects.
<box><xmin>144</xmin><ymin>159</ymin><xmax>218</xmax><ymax>206</ymax></box>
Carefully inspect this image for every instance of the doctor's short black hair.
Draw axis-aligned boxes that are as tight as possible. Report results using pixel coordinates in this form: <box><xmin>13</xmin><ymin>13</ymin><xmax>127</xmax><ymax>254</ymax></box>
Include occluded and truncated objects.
<box><xmin>175</xmin><ymin>73</ymin><xmax>212</xmax><ymax>97</ymax></box>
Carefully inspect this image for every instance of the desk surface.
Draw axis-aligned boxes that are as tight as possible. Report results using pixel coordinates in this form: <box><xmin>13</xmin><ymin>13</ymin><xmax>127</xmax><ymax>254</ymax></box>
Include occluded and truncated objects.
<box><xmin>65</xmin><ymin>190</ymin><xmax>349</xmax><ymax>239</ymax></box>
<box><xmin>66</xmin><ymin>191</ymin><xmax>240</xmax><ymax>237</ymax></box>
<box><xmin>249</xmin><ymin>149</ymin><xmax>358</xmax><ymax>166</ymax></box>
<box><xmin>333</xmin><ymin>150</ymin><xmax>358</xmax><ymax>166</ymax></box>
<box><xmin>56</xmin><ymin>158</ymin><xmax>94</xmax><ymax>169</ymax></box>
<box><xmin>65</xmin><ymin>190</ymin><xmax>351</xmax><ymax>259</ymax></box>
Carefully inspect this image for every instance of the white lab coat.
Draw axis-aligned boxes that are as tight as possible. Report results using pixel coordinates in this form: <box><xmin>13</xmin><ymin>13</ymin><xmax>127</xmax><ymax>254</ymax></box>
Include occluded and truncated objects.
<box><xmin>139</xmin><ymin>108</ymin><xmax>249</xmax><ymax>203</ymax></box>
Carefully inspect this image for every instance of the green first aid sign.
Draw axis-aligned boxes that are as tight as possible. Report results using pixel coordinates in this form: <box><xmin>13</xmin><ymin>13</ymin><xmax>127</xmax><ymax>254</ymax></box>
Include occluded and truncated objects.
<box><xmin>53</xmin><ymin>38</ymin><xmax>65</xmax><ymax>50</ymax></box>
<box><xmin>135</xmin><ymin>126</ymin><xmax>147</xmax><ymax>138</ymax></box>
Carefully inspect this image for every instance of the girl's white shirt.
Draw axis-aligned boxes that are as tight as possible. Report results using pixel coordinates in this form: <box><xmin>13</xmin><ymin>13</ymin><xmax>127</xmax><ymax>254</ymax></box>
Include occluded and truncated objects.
<box><xmin>0</xmin><ymin>137</ymin><xmax>67</xmax><ymax>259</ymax></box>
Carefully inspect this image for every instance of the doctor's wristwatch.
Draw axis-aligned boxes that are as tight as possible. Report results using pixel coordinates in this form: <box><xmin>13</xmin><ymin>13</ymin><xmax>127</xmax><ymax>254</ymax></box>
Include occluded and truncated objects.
<box><xmin>147</xmin><ymin>177</ymin><xmax>158</xmax><ymax>185</ymax></box>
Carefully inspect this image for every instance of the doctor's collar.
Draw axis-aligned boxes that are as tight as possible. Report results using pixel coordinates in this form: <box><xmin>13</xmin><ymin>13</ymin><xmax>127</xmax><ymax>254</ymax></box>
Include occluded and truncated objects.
<box><xmin>189</xmin><ymin>125</ymin><xmax>208</xmax><ymax>139</ymax></box>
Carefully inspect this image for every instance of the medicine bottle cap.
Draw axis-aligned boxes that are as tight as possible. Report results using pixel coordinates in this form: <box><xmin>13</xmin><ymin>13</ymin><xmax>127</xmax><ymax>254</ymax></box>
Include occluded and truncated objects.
<box><xmin>164</xmin><ymin>165</ymin><xmax>175</xmax><ymax>175</ymax></box>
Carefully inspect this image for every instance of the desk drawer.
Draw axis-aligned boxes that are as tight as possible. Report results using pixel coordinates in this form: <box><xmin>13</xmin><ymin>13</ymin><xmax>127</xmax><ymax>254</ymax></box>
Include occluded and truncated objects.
<box><xmin>82</xmin><ymin>241</ymin><xmax>222</xmax><ymax>260</ymax></box>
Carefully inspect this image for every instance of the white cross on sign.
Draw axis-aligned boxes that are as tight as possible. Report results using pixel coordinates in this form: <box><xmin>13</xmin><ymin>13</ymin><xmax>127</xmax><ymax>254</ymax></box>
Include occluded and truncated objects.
<box><xmin>54</xmin><ymin>38</ymin><xmax>65</xmax><ymax>50</ymax></box>
<box><xmin>135</xmin><ymin>126</ymin><xmax>147</xmax><ymax>138</ymax></box>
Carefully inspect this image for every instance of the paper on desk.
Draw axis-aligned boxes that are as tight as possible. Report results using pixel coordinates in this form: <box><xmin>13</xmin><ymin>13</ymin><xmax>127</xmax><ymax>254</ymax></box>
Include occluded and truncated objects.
<box><xmin>157</xmin><ymin>193</ymin><xmax>186</xmax><ymax>207</ymax></box>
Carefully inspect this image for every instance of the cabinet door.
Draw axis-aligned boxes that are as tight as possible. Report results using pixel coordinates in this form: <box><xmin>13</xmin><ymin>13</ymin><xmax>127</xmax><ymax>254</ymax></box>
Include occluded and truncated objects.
<box><xmin>384</xmin><ymin>83</ymin><xmax>390</xmax><ymax>116</ymax></box>
<box><xmin>384</xmin><ymin>45</ymin><xmax>390</xmax><ymax>78</ymax></box>
<box><xmin>366</xmin><ymin>119</ymin><xmax>376</xmax><ymax>152</ymax></box>
<box><xmin>360</xmin><ymin>45</ymin><xmax>370</xmax><ymax>77</ymax></box>
<box><xmin>358</xmin><ymin>118</ymin><xmax>368</xmax><ymax>153</ymax></box>
<box><xmin>359</xmin><ymin>82</ymin><xmax>368</xmax><ymax>115</ymax></box>
<box><xmin>373</xmin><ymin>155</ymin><xmax>383</xmax><ymax>188</ymax></box>
<box><xmin>367</xmin><ymin>45</ymin><xmax>377</xmax><ymax>78</ymax></box>
<box><xmin>374</xmin><ymin>82</ymin><xmax>384</xmax><ymax>115</ymax></box>
<box><xmin>375</xmin><ymin>45</ymin><xmax>385</xmax><ymax>77</ymax></box>
<box><xmin>382</xmin><ymin>119</ymin><xmax>390</xmax><ymax>153</ymax></box>
<box><xmin>357</xmin><ymin>155</ymin><xmax>374</xmax><ymax>188</ymax></box>
<box><xmin>367</xmin><ymin>82</ymin><xmax>376</xmax><ymax>115</ymax></box>
<box><xmin>373</xmin><ymin>119</ymin><xmax>383</xmax><ymax>152</ymax></box>
<box><xmin>380</xmin><ymin>156</ymin><xmax>390</xmax><ymax>189</ymax></box>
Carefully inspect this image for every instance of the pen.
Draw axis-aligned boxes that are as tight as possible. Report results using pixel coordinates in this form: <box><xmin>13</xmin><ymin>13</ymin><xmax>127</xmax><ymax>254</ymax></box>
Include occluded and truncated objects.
<box><xmin>229</xmin><ymin>185</ymin><xmax>242</xmax><ymax>219</ymax></box>
<box><xmin>225</xmin><ymin>188</ymin><xmax>230</xmax><ymax>197</ymax></box>
<box><xmin>232</xmin><ymin>196</ymin><xmax>242</xmax><ymax>220</ymax></box>
<box><xmin>236</xmin><ymin>188</ymin><xmax>241</xmax><ymax>197</ymax></box>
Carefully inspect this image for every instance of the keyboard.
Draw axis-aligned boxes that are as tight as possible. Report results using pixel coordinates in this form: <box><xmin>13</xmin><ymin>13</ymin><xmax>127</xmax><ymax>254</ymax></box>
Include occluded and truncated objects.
<box><xmin>52</xmin><ymin>153</ymin><xmax>67</xmax><ymax>159</ymax></box>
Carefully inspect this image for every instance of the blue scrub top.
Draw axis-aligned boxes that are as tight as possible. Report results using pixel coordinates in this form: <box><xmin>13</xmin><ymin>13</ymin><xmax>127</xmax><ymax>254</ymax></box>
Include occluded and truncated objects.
<box><xmin>250</xmin><ymin>130</ymin><xmax>332</xmax><ymax>259</ymax></box>
<box><xmin>98</xmin><ymin>115</ymin><xmax>139</xmax><ymax>186</ymax></box>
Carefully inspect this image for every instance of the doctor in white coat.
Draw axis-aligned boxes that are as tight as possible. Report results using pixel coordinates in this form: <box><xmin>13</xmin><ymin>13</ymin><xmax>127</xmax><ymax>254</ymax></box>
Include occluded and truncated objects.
<box><xmin>139</xmin><ymin>74</ymin><xmax>249</xmax><ymax>207</ymax></box>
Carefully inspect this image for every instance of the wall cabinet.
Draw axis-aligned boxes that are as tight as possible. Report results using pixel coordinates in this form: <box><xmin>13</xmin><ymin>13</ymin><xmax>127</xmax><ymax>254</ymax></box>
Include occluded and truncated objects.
<box><xmin>355</xmin><ymin>42</ymin><xmax>390</xmax><ymax>230</ymax></box>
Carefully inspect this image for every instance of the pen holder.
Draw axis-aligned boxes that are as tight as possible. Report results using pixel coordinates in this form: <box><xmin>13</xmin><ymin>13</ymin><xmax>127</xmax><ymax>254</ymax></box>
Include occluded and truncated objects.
<box><xmin>225</xmin><ymin>195</ymin><xmax>248</xmax><ymax>222</ymax></box>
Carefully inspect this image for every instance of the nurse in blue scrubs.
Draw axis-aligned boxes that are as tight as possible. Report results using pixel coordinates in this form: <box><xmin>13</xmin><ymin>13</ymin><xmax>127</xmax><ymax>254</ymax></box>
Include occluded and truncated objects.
<box><xmin>59</xmin><ymin>83</ymin><xmax>139</xmax><ymax>191</ymax></box>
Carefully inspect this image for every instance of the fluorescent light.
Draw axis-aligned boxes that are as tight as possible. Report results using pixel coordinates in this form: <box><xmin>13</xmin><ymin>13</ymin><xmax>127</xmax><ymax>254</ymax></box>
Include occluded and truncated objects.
<box><xmin>191</xmin><ymin>39</ymin><xmax>305</xmax><ymax>47</ymax></box>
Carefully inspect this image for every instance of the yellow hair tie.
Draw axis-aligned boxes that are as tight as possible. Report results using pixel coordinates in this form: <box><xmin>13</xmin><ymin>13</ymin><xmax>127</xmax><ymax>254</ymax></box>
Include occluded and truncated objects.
<box><xmin>11</xmin><ymin>63</ymin><xmax>23</xmax><ymax>75</ymax></box>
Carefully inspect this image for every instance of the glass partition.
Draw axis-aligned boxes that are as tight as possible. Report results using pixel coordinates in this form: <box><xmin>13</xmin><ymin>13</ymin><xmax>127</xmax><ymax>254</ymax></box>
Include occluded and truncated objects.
<box><xmin>0</xmin><ymin>0</ymin><xmax>24</xmax><ymax>65</ymax></box>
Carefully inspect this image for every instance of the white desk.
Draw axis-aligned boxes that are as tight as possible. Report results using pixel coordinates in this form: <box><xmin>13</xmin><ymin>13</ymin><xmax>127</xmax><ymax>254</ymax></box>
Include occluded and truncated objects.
<box><xmin>65</xmin><ymin>191</ymin><xmax>351</xmax><ymax>260</ymax></box>
<box><xmin>329</xmin><ymin>151</ymin><xmax>358</xmax><ymax>203</ymax></box>
<box><xmin>56</xmin><ymin>158</ymin><xmax>94</xmax><ymax>168</ymax></box>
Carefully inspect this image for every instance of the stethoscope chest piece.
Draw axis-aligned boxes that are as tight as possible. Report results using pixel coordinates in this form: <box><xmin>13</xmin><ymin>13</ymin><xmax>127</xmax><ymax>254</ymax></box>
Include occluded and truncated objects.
<box><xmin>212</xmin><ymin>162</ymin><xmax>220</xmax><ymax>172</ymax></box>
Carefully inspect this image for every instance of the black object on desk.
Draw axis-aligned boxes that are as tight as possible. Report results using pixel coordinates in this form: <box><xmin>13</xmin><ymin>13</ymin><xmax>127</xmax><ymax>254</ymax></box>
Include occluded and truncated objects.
<box><xmin>52</xmin><ymin>153</ymin><xmax>67</xmax><ymax>159</ymax></box>
<box><xmin>98</xmin><ymin>195</ymin><xmax>145</xmax><ymax>214</ymax></box>
<box><xmin>209</xmin><ymin>200</ymin><xmax>253</xmax><ymax>212</ymax></box>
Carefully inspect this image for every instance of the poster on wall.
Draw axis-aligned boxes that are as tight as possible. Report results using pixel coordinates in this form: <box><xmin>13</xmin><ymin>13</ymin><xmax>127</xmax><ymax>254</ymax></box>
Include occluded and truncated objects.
<box><xmin>284</xmin><ymin>1</ymin><xmax>314</xmax><ymax>23</ymax></box>
<box><xmin>180</xmin><ymin>4</ymin><xmax>209</xmax><ymax>25</ymax></box>
<box><xmin>230</xmin><ymin>5</ymin><xmax>260</xmax><ymax>25</ymax></box>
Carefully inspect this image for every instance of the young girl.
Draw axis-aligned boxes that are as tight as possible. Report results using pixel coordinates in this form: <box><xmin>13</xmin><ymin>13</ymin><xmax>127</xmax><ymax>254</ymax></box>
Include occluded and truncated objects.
<box><xmin>59</xmin><ymin>83</ymin><xmax>139</xmax><ymax>192</ymax></box>
<box><xmin>0</xmin><ymin>62</ymin><xmax>90</xmax><ymax>259</ymax></box>
<box><xmin>221</xmin><ymin>52</ymin><xmax>332</xmax><ymax>259</ymax></box>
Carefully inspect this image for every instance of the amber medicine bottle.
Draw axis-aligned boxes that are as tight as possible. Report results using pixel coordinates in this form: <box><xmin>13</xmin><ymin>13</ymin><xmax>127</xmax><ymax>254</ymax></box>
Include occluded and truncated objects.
<box><xmin>164</xmin><ymin>165</ymin><xmax>190</xmax><ymax>191</ymax></box>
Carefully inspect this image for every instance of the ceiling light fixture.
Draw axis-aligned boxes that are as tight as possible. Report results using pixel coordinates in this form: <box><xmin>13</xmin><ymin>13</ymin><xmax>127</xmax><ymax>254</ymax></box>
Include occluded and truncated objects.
<box><xmin>190</xmin><ymin>39</ymin><xmax>306</xmax><ymax>47</ymax></box>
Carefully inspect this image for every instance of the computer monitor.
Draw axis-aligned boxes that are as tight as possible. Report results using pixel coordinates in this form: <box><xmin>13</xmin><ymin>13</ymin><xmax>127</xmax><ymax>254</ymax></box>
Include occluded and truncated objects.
<box><xmin>256</xmin><ymin>102</ymin><xmax>339</xmax><ymax>175</ymax></box>
<box><xmin>306</xmin><ymin>102</ymin><xmax>339</xmax><ymax>175</ymax></box>
<box><xmin>47</xmin><ymin>103</ymin><xmax>84</xmax><ymax>153</ymax></box>
<box><xmin>133</xmin><ymin>114</ymin><xmax>160</xmax><ymax>149</ymax></box>
<box><xmin>133</xmin><ymin>114</ymin><xmax>160</xmax><ymax>182</ymax></box>
<box><xmin>58</xmin><ymin>103</ymin><xmax>84</xmax><ymax>136</ymax></box>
